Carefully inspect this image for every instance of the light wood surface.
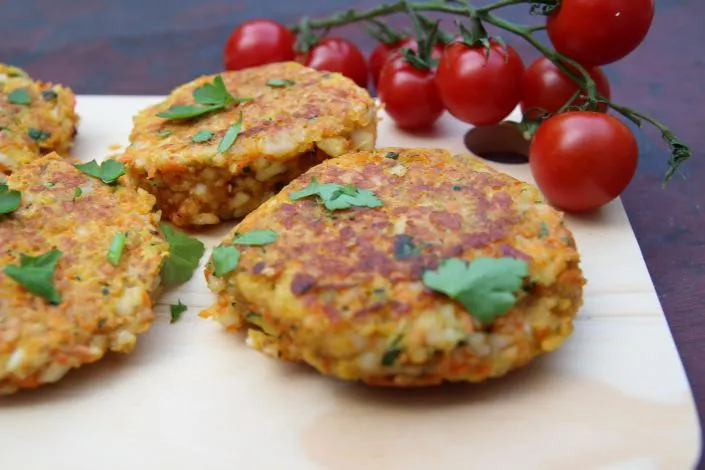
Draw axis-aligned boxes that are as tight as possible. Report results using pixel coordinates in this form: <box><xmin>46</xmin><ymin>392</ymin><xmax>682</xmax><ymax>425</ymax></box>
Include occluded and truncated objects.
<box><xmin>0</xmin><ymin>97</ymin><xmax>700</xmax><ymax>470</ymax></box>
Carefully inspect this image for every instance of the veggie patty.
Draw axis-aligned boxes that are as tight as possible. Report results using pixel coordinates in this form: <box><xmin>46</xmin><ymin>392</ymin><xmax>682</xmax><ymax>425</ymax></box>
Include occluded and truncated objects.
<box><xmin>0</xmin><ymin>154</ymin><xmax>168</xmax><ymax>394</ymax></box>
<box><xmin>202</xmin><ymin>147</ymin><xmax>586</xmax><ymax>386</ymax></box>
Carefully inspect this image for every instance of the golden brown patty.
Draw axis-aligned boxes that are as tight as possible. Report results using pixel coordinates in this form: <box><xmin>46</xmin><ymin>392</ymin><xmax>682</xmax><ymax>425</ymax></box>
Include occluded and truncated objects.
<box><xmin>120</xmin><ymin>61</ymin><xmax>377</xmax><ymax>227</ymax></box>
<box><xmin>0</xmin><ymin>154</ymin><xmax>168</xmax><ymax>394</ymax></box>
<box><xmin>0</xmin><ymin>64</ymin><xmax>79</xmax><ymax>174</ymax></box>
<box><xmin>202</xmin><ymin>147</ymin><xmax>585</xmax><ymax>386</ymax></box>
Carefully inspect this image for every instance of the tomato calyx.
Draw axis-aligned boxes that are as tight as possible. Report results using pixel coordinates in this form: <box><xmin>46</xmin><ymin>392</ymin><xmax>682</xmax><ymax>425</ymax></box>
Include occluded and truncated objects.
<box><xmin>364</xmin><ymin>18</ymin><xmax>409</xmax><ymax>45</ymax></box>
<box><xmin>293</xmin><ymin>17</ymin><xmax>327</xmax><ymax>53</ymax></box>
<box><xmin>399</xmin><ymin>19</ymin><xmax>443</xmax><ymax>71</ymax></box>
<box><xmin>455</xmin><ymin>17</ymin><xmax>508</xmax><ymax>63</ymax></box>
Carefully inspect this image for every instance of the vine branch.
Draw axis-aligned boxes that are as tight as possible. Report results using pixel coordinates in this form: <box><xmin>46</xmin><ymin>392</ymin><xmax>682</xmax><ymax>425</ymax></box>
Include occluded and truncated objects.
<box><xmin>289</xmin><ymin>0</ymin><xmax>690</xmax><ymax>183</ymax></box>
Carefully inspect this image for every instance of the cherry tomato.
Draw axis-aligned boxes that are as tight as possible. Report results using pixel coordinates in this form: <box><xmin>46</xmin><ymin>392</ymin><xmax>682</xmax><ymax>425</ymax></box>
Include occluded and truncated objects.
<box><xmin>223</xmin><ymin>19</ymin><xmax>296</xmax><ymax>71</ymax></box>
<box><xmin>521</xmin><ymin>57</ymin><xmax>611</xmax><ymax>119</ymax></box>
<box><xmin>529</xmin><ymin>111</ymin><xmax>638</xmax><ymax>212</ymax></box>
<box><xmin>377</xmin><ymin>56</ymin><xmax>444</xmax><ymax>130</ymax></box>
<box><xmin>299</xmin><ymin>38</ymin><xmax>368</xmax><ymax>88</ymax></box>
<box><xmin>369</xmin><ymin>38</ymin><xmax>444</xmax><ymax>88</ymax></box>
<box><xmin>547</xmin><ymin>0</ymin><xmax>655</xmax><ymax>66</ymax></box>
<box><xmin>435</xmin><ymin>40</ymin><xmax>525</xmax><ymax>127</ymax></box>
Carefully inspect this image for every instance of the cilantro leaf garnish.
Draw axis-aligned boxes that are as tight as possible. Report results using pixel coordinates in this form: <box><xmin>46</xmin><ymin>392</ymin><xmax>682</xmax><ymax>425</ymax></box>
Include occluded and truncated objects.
<box><xmin>3</xmin><ymin>249</ymin><xmax>62</xmax><ymax>304</ymax></box>
<box><xmin>217</xmin><ymin>111</ymin><xmax>243</xmax><ymax>153</ymax></box>
<box><xmin>539</xmin><ymin>221</ymin><xmax>549</xmax><ymax>238</ymax></box>
<box><xmin>156</xmin><ymin>104</ymin><xmax>223</xmax><ymax>120</ymax></box>
<box><xmin>422</xmin><ymin>257</ymin><xmax>529</xmax><ymax>324</ymax></box>
<box><xmin>160</xmin><ymin>223</ymin><xmax>206</xmax><ymax>287</ymax></box>
<box><xmin>211</xmin><ymin>245</ymin><xmax>240</xmax><ymax>277</ymax></box>
<box><xmin>107</xmin><ymin>231</ymin><xmax>127</xmax><ymax>266</ymax></box>
<box><xmin>266</xmin><ymin>79</ymin><xmax>295</xmax><ymax>88</ymax></box>
<box><xmin>170</xmin><ymin>300</ymin><xmax>187</xmax><ymax>323</ymax></box>
<box><xmin>41</xmin><ymin>89</ymin><xmax>58</xmax><ymax>101</ymax></box>
<box><xmin>0</xmin><ymin>183</ymin><xmax>21</xmax><ymax>215</ymax></box>
<box><xmin>191</xmin><ymin>129</ymin><xmax>214</xmax><ymax>143</ymax></box>
<box><xmin>28</xmin><ymin>128</ymin><xmax>51</xmax><ymax>141</ymax></box>
<box><xmin>210</xmin><ymin>229</ymin><xmax>278</xmax><ymax>277</ymax></box>
<box><xmin>381</xmin><ymin>334</ymin><xmax>403</xmax><ymax>366</ymax></box>
<box><xmin>157</xmin><ymin>129</ymin><xmax>173</xmax><ymax>138</ymax></box>
<box><xmin>394</xmin><ymin>234</ymin><xmax>420</xmax><ymax>260</ymax></box>
<box><xmin>157</xmin><ymin>75</ymin><xmax>252</xmax><ymax>120</ymax></box>
<box><xmin>75</xmin><ymin>159</ymin><xmax>125</xmax><ymax>184</ymax></box>
<box><xmin>193</xmin><ymin>76</ymin><xmax>238</xmax><ymax>105</ymax></box>
<box><xmin>289</xmin><ymin>177</ymin><xmax>383</xmax><ymax>211</ymax></box>
<box><xmin>8</xmin><ymin>88</ymin><xmax>31</xmax><ymax>105</ymax></box>
<box><xmin>233</xmin><ymin>229</ymin><xmax>279</xmax><ymax>246</ymax></box>
<box><xmin>72</xmin><ymin>187</ymin><xmax>82</xmax><ymax>201</ymax></box>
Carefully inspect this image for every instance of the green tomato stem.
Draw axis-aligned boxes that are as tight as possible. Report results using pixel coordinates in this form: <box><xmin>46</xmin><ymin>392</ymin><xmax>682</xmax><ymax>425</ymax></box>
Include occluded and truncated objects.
<box><xmin>289</xmin><ymin>0</ymin><xmax>690</xmax><ymax>183</ymax></box>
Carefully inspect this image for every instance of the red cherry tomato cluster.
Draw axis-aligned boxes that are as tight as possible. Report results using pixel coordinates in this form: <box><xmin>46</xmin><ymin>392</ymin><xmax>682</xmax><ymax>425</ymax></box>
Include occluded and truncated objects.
<box><xmin>222</xmin><ymin>0</ymin><xmax>656</xmax><ymax>213</ymax></box>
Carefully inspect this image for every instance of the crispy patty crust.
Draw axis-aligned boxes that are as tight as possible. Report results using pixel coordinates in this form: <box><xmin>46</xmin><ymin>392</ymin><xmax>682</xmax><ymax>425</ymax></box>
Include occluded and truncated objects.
<box><xmin>120</xmin><ymin>61</ymin><xmax>377</xmax><ymax>227</ymax></box>
<box><xmin>0</xmin><ymin>64</ymin><xmax>79</xmax><ymax>174</ymax></box>
<box><xmin>0</xmin><ymin>154</ymin><xmax>168</xmax><ymax>394</ymax></box>
<box><xmin>202</xmin><ymin>148</ymin><xmax>585</xmax><ymax>386</ymax></box>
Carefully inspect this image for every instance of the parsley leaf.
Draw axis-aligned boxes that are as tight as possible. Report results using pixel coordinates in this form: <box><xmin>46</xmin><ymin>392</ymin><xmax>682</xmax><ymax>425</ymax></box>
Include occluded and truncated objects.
<box><xmin>422</xmin><ymin>257</ymin><xmax>529</xmax><ymax>324</ymax></box>
<box><xmin>157</xmin><ymin>75</ymin><xmax>252</xmax><ymax>120</ymax></box>
<box><xmin>218</xmin><ymin>111</ymin><xmax>243</xmax><ymax>153</ymax></box>
<box><xmin>193</xmin><ymin>76</ymin><xmax>235</xmax><ymax>105</ymax></box>
<box><xmin>3</xmin><ymin>249</ymin><xmax>63</xmax><ymax>304</ymax></box>
<box><xmin>75</xmin><ymin>159</ymin><xmax>125</xmax><ymax>184</ymax></box>
<box><xmin>539</xmin><ymin>221</ymin><xmax>549</xmax><ymax>238</ymax></box>
<box><xmin>157</xmin><ymin>129</ymin><xmax>173</xmax><ymax>138</ymax></box>
<box><xmin>381</xmin><ymin>334</ymin><xmax>404</xmax><ymax>366</ymax></box>
<box><xmin>107</xmin><ymin>231</ymin><xmax>127</xmax><ymax>266</ymax></box>
<box><xmin>385</xmin><ymin>151</ymin><xmax>399</xmax><ymax>160</ymax></box>
<box><xmin>28</xmin><ymin>128</ymin><xmax>51</xmax><ymax>141</ymax></box>
<box><xmin>289</xmin><ymin>177</ymin><xmax>383</xmax><ymax>211</ymax></box>
<box><xmin>211</xmin><ymin>245</ymin><xmax>240</xmax><ymax>277</ymax></box>
<box><xmin>191</xmin><ymin>129</ymin><xmax>214</xmax><ymax>143</ymax></box>
<box><xmin>72</xmin><ymin>187</ymin><xmax>82</xmax><ymax>201</ymax></box>
<box><xmin>233</xmin><ymin>229</ymin><xmax>279</xmax><ymax>246</ymax></box>
<box><xmin>41</xmin><ymin>89</ymin><xmax>58</xmax><ymax>100</ymax></box>
<box><xmin>156</xmin><ymin>104</ymin><xmax>223</xmax><ymax>120</ymax></box>
<box><xmin>0</xmin><ymin>183</ymin><xmax>21</xmax><ymax>215</ymax></box>
<box><xmin>160</xmin><ymin>223</ymin><xmax>206</xmax><ymax>287</ymax></box>
<box><xmin>170</xmin><ymin>300</ymin><xmax>187</xmax><ymax>323</ymax></box>
<box><xmin>394</xmin><ymin>234</ymin><xmax>420</xmax><ymax>260</ymax></box>
<box><xmin>266</xmin><ymin>79</ymin><xmax>295</xmax><ymax>88</ymax></box>
<box><xmin>8</xmin><ymin>88</ymin><xmax>31</xmax><ymax>105</ymax></box>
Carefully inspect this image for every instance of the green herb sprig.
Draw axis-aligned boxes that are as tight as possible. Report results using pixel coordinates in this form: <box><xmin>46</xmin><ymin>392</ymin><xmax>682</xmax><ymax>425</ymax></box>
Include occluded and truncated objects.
<box><xmin>160</xmin><ymin>223</ymin><xmax>206</xmax><ymax>287</ymax></box>
<box><xmin>211</xmin><ymin>229</ymin><xmax>279</xmax><ymax>278</ymax></box>
<box><xmin>3</xmin><ymin>249</ymin><xmax>63</xmax><ymax>304</ymax></box>
<box><xmin>422</xmin><ymin>257</ymin><xmax>529</xmax><ymax>324</ymax></box>
<box><xmin>170</xmin><ymin>300</ymin><xmax>187</xmax><ymax>323</ymax></box>
<box><xmin>7</xmin><ymin>88</ymin><xmax>31</xmax><ymax>105</ymax></box>
<box><xmin>266</xmin><ymin>79</ymin><xmax>295</xmax><ymax>88</ymax></box>
<box><xmin>0</xmin><ymin>183</ymin><xmax>21</xmax><ymax>215</ymax></box>
<box><xmin>107</xmin><ymin>232</ymin><xmax>127</xmax><ymax>266</ymax></box>
<box><xmin>217</xmin><ymin>111</ymin><xmax>244</xmax><ymax>153</ymax></box>
<box><xmin>289</xmin><ymin>177</ymin><xmax>383</xmax><ymax>211</ymax></box>
<box><xmin>75</xmin><ymin>159</ymin><xmax>126</xmax><ymax>185</ymax></box>
<box><xmin>157</xmin><ymin>76</ymin><xmax>252</xmax><ymax>120</ymax></box>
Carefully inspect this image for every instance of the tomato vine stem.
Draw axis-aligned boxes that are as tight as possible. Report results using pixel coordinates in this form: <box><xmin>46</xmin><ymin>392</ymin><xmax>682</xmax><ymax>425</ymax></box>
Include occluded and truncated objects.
<box><xmin>289</xmin><ymin>0</ymin><xmax>691</xmax><ymax>183</ymax></box>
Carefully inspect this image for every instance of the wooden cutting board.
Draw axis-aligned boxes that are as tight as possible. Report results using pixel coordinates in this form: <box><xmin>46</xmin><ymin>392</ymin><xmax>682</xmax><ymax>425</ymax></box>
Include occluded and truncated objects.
<box><xmin>0</xmin><ymin>96</ymin><xmax>700</xmax><ymax>470</ymax></box>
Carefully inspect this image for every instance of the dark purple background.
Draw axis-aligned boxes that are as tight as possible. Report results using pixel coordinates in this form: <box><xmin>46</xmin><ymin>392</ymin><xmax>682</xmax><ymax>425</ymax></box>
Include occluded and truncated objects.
<box><xmin>2</xmin><ymin>0</ymin><xmax>704</xmax><ymax>462</ymax></box>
